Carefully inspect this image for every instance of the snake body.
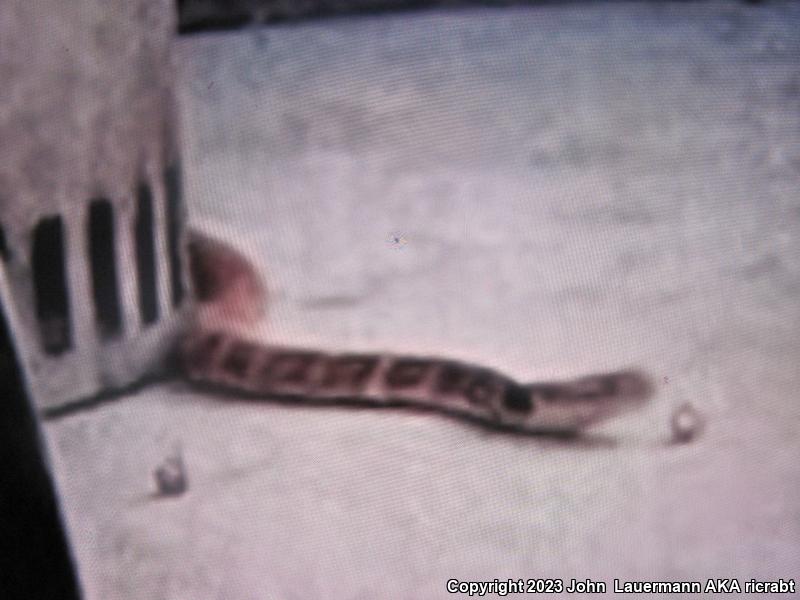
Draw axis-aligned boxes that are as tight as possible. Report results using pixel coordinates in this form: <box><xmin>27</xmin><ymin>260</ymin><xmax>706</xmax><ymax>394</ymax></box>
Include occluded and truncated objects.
<box><xmin>179</xmin><ymin>330</ymin><xmax>652</xmax><ymax>435</ymax></box>
<box><xmin>180</xmin><ymin>229</ymin><xmax>653</xmax><ymax>435</ymax></box>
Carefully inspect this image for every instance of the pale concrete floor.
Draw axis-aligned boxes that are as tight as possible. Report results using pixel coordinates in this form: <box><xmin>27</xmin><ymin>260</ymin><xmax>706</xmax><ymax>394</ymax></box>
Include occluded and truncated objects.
<box><xmin>45</xmin><ymin>3</ymin><xmax>799</xmax><ymax>598</ymax></box>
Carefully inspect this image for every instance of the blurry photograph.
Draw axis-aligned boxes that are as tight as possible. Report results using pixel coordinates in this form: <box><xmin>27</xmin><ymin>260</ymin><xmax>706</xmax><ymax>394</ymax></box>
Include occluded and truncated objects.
<box><xmin>1</xmin><ymin>0</ymin><xmax>798</xmax><ymax>598</ymax></box>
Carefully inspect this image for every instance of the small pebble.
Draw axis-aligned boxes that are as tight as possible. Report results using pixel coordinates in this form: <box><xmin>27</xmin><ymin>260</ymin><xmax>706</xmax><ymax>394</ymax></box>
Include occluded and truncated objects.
<box><xmin>670</xmin><ymin>403</ymin><xmax>705</xmax><ymax>444</ymax></box>
<box><xmin>154</xmin><ymin>452</ymin><xmax>187</xmax><ymax>497</ymax></box>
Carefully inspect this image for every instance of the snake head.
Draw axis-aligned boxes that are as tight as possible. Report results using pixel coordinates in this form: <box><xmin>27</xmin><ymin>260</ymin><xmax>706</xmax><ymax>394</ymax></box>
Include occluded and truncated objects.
<box><xmin>506</xmin><ymin>370</ymin><xmax>654</xmax><ymax>434</ymax></box>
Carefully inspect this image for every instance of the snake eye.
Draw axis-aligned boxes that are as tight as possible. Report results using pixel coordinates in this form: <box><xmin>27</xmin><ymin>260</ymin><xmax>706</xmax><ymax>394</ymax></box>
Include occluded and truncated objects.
<box><xmin>503</xmin><ymin>383</ymin><xmax>534</xmax><ymax>414</ymax></box>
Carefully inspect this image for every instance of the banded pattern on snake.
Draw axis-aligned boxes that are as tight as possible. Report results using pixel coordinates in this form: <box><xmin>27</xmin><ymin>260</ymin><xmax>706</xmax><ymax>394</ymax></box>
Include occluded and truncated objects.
<box><xmin>179</xmin><ymin>329</ymin><xmax>653</xmax><ymax>435</ymax></box>
<box><xmin>180</xmin><ymin>227</ymin><xmax>653</xmax><ymax>435</ymax></box>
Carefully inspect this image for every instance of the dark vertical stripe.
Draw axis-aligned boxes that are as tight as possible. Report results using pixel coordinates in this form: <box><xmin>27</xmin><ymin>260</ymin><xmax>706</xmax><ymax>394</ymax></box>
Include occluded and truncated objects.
<box><xmin>503</xmin><ymin>383</ymin><xmax>534</xmax><ymax>414</ymax></box>
<box><xmin>0</xmin><ymin>304</ymin><xmax>82</xmax><ymax>598</ymax></box>
<box><xmin>0</xmin><ymin>223</ymin><xmax>10</xmax><ymax>261</ymax></box>
<box><xmin>164</xmin><ymin>162</ymin><xmax>185</xmax><ymax>307</ymax></box>
<box><xmin>135</xmin><ymin>182</ymin><xmax>159</xmax><ymax>325</ymax></box>
<box><xmin>88</xmin><ymin>199</ymin><xmax>123</xmax><ymax>339</ymax></box>
<box><xmin>32</xmin><ymin>216</ymin><xmax>72</xmax><ymax>355</ymax></box>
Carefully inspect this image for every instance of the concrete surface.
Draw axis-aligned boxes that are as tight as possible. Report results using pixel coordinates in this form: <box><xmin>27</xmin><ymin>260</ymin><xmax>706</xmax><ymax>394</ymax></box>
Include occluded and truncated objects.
<box><xmin>44</xmin><ymin>2</ymin><xmax>799</xmax><ymax>598</ymax></box>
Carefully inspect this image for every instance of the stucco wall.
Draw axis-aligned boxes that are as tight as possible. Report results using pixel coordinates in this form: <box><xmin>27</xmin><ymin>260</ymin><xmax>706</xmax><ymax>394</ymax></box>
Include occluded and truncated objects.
<box><xmin>0</xmin><ymin>0</ymin><xmax>192</xmax><ymax>412</ymax></box>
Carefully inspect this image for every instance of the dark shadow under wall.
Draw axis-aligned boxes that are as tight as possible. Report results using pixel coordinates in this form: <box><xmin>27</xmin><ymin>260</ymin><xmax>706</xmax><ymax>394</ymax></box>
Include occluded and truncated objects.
<box><xmin>177</xmin><ymin>0</ymin><xmax>767</xmax><ymax>34</ymax></box>
<box><xmin>177</xmin><ymin>0</ymin><xmax>444</xmax><ymax>32</ymax></box>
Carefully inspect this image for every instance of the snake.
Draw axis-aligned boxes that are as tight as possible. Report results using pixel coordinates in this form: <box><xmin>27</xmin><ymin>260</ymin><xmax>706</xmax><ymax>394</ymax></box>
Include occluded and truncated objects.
<box><xmin>179</xmin><ymin>227</ymin><xmax>653</xmax><ymax>436</ymax></box>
